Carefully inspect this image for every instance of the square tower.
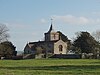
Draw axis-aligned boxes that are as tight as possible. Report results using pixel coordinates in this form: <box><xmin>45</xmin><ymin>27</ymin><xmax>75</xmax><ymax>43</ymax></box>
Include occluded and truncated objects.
<box><xmin>44</xmin><ymin>25</ymin><xmax>59</xmax><ymax>41</ymax></box>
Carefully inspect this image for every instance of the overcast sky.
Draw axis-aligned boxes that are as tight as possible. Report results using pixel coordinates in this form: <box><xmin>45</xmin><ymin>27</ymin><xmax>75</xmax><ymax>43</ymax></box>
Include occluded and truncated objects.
<box><xmin>0</xmin><ymin>0</ymin><xmax>100</xmax><ymax>51</ymax></box>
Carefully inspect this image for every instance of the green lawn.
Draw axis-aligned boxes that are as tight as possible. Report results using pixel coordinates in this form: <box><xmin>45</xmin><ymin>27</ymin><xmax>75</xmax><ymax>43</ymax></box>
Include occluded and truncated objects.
<box><xmin>0</xmin><ymin>59</ymin><xmax>100</xmax><ymax>75</ymax></box>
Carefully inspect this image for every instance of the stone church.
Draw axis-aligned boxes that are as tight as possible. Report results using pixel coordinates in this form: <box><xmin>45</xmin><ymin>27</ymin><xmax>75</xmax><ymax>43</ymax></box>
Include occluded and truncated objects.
<box><xmin>24</xmin><ymin>23</ymin><xmax>70</xmax><ymax>58</ymax></box>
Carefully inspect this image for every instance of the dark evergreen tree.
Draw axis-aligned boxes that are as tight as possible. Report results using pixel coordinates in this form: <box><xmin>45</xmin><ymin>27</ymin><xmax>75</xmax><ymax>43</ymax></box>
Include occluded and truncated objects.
<box><xmin>0</xmin><ymin>41</ymin><xmax>16</xmax><ymax>59</ymax></box>
<box><xmin>73</xmin><ymin>31</ymin><xmax>99</xmax><ymax>54</ymax></box>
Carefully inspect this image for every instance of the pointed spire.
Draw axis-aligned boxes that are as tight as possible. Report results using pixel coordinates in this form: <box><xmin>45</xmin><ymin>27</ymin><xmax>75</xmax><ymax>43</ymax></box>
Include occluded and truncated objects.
<box><xmin>49</xmin><ymin>24</ymin><xmax>53</xmax><ymax>31</ymax></box>
<box><xmin>48</xmin><ymin>18</ymin><xmax>53</xmax><ymax>32</ymax></box>
<box><xmin>50</xmin><ymin>18</ymin><xmax>53</xmax><ymax>30</ymax></box>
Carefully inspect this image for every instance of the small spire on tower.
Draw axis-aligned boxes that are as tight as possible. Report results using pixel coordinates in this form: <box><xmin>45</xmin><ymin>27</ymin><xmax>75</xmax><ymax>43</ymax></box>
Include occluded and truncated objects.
<box><xmin>49</xmin><ymin>24</ymin><xmax>52</xmax><ymax>31</ymax></box>
<box><xmin>48</xmin><ymin>18</ymin><xmax>53</xmax><ymax>32</ymax></box>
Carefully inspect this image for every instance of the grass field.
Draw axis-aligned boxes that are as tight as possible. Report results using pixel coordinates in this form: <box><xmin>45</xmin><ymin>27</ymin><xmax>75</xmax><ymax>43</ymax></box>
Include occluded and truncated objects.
<box><xmin>0</xmin><ymin>59</ymin><xmax>100</xmax><ymax>75</ymax></box>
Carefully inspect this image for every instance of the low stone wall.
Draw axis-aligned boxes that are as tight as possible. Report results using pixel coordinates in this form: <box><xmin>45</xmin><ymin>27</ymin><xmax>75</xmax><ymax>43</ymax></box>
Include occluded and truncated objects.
<box><xmin>23</xmin><ymin>54</ymin><xmax>35</xmax><ymax>59</ymax></box>
<box><xmin>50</xmin><ymin>54</ymin><xmax>81</xmax><ymax>59</ymax></box>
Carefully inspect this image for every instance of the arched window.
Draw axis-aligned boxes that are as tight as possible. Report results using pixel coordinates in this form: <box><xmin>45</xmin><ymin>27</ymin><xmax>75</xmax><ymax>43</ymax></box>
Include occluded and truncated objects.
<box><xmin>53</xmin><ymin>34</ymin><xmax>56</xmax><ymax>39</ymax></box>
<box><xmin>59</xmin><ymin>45</ymin><xmax>63</xmax><ymax>52</ymax></box>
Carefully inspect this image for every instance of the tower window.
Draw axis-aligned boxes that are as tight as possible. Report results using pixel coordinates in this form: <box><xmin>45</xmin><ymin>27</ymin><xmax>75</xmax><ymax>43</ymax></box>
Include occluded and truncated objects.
<box><xmin>59</xmin><ymin>45</ymin><xmax>63</xmax><ymax>52</ymax></box>
<box><xmin>53</xmin><ymin>34</ymin><xmax>56</xmax><ymax>39</ymax></box>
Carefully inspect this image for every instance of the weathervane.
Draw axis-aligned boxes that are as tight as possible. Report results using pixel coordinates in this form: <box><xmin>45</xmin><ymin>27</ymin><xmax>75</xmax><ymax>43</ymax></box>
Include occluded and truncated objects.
<box><xmin>51</xmin><ymin>18</ymin><xmax>53</xmax><ymax>25</ymax></box>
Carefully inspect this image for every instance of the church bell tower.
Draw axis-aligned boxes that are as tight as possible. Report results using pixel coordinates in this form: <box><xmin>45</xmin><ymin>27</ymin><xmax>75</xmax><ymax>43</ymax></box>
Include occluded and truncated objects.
<box><xmin>44</xmin><ymin>19</ymin><xmax>59</xmax><ymax>41</ymax></box>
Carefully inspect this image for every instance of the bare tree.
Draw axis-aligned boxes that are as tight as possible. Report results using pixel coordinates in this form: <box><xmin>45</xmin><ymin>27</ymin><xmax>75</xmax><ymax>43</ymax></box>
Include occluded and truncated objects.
<box><xmin>92</xmin><ymin>30</ymin><xmax>100</xmax><ymax>42</ymax></box>
<box><xmin>0</xmin><ymin>23</ymin><xmax>9</xmax><ymax>42</ymax></box>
